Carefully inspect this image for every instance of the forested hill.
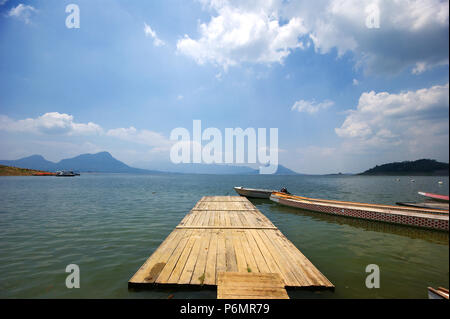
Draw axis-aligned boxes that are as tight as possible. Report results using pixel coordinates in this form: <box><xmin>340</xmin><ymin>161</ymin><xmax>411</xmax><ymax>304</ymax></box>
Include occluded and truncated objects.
<box><xmin>359</xmin><ymin>159</ymin><xmax>449</xmax><ymax>176</ymax></box>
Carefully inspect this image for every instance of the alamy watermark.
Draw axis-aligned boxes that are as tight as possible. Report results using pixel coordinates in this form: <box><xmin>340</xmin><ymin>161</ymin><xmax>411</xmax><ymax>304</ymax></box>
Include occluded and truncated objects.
<box><xmin>65</xmin><ymin>4</ymin><xmax>80</xmax><ymax>29</ymax></box>
<box><xmin>169</xmin><ymin>120</ymin><xmax>279</xmax><ymax>174</ymax></box>
<box><xmin>365</xmin><ymin>3</ymin><xmax>380</xmax><ymax>29</ymax></box>
<box><xmin>365</xmin><ymin>264</ymin><xmax>380</xmax><ymax>288</ymax></box>
<box><xmin>65</xmin><ymin>264</ymin><xmax>80</xmax><ymax>288</ymax></box>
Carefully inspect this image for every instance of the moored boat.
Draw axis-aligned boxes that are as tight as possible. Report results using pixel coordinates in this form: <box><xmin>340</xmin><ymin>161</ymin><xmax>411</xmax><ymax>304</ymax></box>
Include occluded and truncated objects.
<box><xmin>270</xmin><ymin>192</ymin><xmax>449</xmax><ymax>231</ymax></box>
<box><xmin>428</xmin><ymin>287</ymin><xmax>449</xmax><ymax>299</ymax></box>
<box><xmin>418</xmin><ymin>192</ymin><xmax>449</xmax><ymax>203</ymax></box>
<box><xmin>396</xmin><ymin>201</ymin><xmax>449</xmax><ymax>211</ymax></box>
<box><xmin>55</xmin><ymin>170</ymin><xmax>80</xmax><ymax>177</ymax></box>
<box><xmin>233</xmin><ymin>186</ymin><xmax>275</xmax><ymax>199</ymax></box>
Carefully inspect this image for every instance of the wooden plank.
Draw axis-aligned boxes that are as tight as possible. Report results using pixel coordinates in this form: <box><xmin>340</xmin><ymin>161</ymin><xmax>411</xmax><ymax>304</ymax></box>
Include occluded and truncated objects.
<box><xmin>255</xmin><ymin>230</ymin><xmax>300</xmax><ymax>287</ymax></box>
<box><xmin>242</xmin><ymin>229</ymin><xmax>270</xmax><ymax>273</ymax></box>
<box><xmin>216</xmin><ymin>230</ymin><xmax>227</xmax><ymax>278</ymax></box>
<box><xmin>217</xmin><ymin>272</ymin><xmax>289</xmax><ymax>299</ymax></box>
<box><xmin>155</xmin><ymin>229</ymin><xmax>193</xmax><ymax>283</ymax></box>
<box><xmin>166</xmin><ymin>229</ymin><xmax>198</xmax><ymax>284</ymax></box>
<box><xmin>247</xmin><ymin>229</ymin><xmax>285</xmax><ymax>280</ymax></box>
<box><xmin>231</xmin><ymin>230</ymin><xmax>248</xmax><ymax>273</ymax></box>
<box><xmin>129</xmin><ymin>229</ymin><xmax>182</xmax><ymax>284</ymax></box>
<box><xmin>237</xmin><ymin>229</ymin><xmax>259</xmax><ymax>274</ymax></box>
<box><xmin>225</xmin><ymin>230</ymin><xmax>238</xmax><ymax>272</ymax></box>
<box><xmin>178</xmin><ymin>230</ymin><xmax>203</xmax><ymax>284</ymax></box>
<box><xmin>203</xmin><ymin>230</ymin><xmax>218</xmax><ymax>285</ymax></box>
<box><xmin>191</xmin><ymin>230</ymin><xmax>213</xmax><ymax>285</ymax></box>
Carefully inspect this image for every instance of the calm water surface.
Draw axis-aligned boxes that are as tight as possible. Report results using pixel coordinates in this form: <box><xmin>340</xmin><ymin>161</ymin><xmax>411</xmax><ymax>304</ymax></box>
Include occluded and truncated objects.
<box><xmin>0</xmin><ymin>174</ymin><xmax>448</xmax><ymax>298</ymax></box>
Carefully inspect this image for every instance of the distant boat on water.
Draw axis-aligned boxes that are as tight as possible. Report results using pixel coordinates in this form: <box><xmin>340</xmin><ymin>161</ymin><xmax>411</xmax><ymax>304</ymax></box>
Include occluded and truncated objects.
<box><xmin>55</xmin><ymin>170</ymin><xmax>80</xmax><ymax>177</ymax></box>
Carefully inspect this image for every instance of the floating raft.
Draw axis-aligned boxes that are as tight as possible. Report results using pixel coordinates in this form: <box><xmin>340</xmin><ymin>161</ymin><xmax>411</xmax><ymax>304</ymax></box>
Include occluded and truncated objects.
<box><xmin>217</xmin><ymin>272</ymin><xmax>289</xmax><ymax>299</ymax></box>
<box><xmin>271</xmin><ymin>192</ymin><xmax>449</xmax><ymax>232</ymax></box>
<box><xmin>129</xmin><ymin>196</ymin><xmax>334</xmax><ymax>291</ymax></box>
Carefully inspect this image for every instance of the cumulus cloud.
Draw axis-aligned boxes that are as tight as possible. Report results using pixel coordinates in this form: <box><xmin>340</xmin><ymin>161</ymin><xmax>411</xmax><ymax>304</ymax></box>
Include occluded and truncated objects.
<box><xmin>177</xmin><ymin>0</ymin><xmax>449</xmax><ymax>74</ymax></box>
<box><xmin>291</xmin><ymin>99</ymin><xmax>334</xmax><ymax>114</ymax></box>
<box><xmin>177</xmin><ymin>1</ymin><xmax>308</xmax><ymax>69</ymax></box>
<box><xmin>335</xmin><ymin>83</ymin><xmax>449</xmax><ymax>156</ymax></box>
<box><xmin>144</xmin><ymin>22</ymin><xmax>165</xmax><ymax>47</ymax></box>
<box><xmin>0</xmin><ymin>112</ymin><xmax>174</xmax><ymax>153</ymax></box>
<box><xmin>302</xmin><ymin>0</ymin><xmax>449</xmax><ymax>74</ymax></box>
<box><xmin>0</xmin><ymin>112</ymin><xmax>103</xmax><ymax>135</ymax></box>
<box><xmin>8</xmin><ymin>3</ymin><xmax>37</xmax><ymax>24</ymax></box>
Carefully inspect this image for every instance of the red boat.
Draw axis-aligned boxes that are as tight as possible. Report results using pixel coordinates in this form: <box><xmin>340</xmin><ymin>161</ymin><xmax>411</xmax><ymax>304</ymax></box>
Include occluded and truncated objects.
<box><xmin>418</xmin><ymin>192</ymin><xmax>449</xmax><ymax>203</ymax></box>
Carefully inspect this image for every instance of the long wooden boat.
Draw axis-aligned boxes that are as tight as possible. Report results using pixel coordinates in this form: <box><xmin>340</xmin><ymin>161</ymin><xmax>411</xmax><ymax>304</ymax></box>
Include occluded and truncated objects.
<box><xmin>418</xmin><ymin>192</ymin><xmax>449</xmax><ymax>203</ymax></box>
<box><xmin>233</xmin><ymin>186</ymin><xmax>275</xmax><ymax>199</ymax></box>
<box><xmin>428</xmin><ymin>287</ymin><xmax>449</xmax><ymax>299</ymax></box>
<box><xmin>270</xmin><ymin>192</ymin><xmax>449</xmax><ymax>231</ymax></box>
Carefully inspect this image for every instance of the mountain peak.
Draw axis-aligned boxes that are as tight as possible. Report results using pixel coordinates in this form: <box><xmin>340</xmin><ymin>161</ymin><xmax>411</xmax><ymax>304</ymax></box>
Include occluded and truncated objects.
<box><xmin>22</xmin><ymin>154</ymin><xmax>47</xmax><ymax>160</ymax></box>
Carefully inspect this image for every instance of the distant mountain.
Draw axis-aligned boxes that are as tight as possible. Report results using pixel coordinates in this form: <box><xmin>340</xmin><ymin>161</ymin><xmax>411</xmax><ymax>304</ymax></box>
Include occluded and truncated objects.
<box><xmin>0</xmin><ymin>152</ymin><xmax>163</xmax><ymax>174</ymax></box>
<box><xmin>359</xmin><ymin>159</ymin><xmax>449</xmax><ymax>176</ymax></box>
<box><xmin>0</xmin><ymin>152</ymin><xmax>301</xmax><ymax>175</ymax></box>
<box><xmin>0</xmin><ymin>155</ymin><xmax>56</xmax><ymax>171</ymax></box>
<box><xmin>134</xmin><ymin>162</ymin><xmax>301</xmax><ymax>175</ymax></box>
<box><xmin>273</xmin><ymin>165</ymin><xmax>301</xmax><ymax>175</ymax></box>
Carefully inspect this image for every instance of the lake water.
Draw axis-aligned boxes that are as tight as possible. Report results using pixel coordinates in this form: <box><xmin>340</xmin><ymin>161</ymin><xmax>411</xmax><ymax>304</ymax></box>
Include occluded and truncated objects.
<box><xmin>0</xmin><ymin>174</ymin><xmax>448</xmax><ymax>299</ymax></box>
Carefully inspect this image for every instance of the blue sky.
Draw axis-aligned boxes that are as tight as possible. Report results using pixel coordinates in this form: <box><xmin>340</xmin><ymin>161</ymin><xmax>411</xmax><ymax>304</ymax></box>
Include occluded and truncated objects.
<box><xmin>0</xmin><ymin>0</ymin><xmax>449</xmax><ymax>173</ymax></box>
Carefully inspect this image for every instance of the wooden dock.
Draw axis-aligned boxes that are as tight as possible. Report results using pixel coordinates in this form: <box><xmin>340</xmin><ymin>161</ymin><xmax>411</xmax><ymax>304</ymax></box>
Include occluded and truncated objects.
<box><xmin>129</xmin><ymin>196</ymin><xmax>334</xmax><ymax>293</ymax></box>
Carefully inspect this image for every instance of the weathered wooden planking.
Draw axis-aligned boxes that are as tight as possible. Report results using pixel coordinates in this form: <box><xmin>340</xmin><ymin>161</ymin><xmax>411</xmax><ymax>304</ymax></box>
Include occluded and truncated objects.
<box><xmin>217</xmin><ymin>272</ymin><xmax>289</xmax><ymax>299</ymax></box>
<box><xmin>128</xmin><ymin>196</ymin><xmax>334</xmax><ymax>290</ymax></box>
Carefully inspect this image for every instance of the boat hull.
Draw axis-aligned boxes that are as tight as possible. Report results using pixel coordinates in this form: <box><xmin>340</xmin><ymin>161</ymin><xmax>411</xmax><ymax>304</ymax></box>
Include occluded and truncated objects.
<box><xmin>396</xmin><ymin>201</ymin><xmax>449</xmax><ymax>211</ymax></box>
<box><xmin>270</xmin><ymin>193</ymin><xmax>449</xmax><ymax>232</ymax></box>
<box><xmin>233</xmin><ymin>187</ymin><xmax>274</xmax><ymax>199</ymax></box>
<box><xmin>428</xmin><ymin>287</ymin><xmax>449</xmax><ymax>299</ymax></box>
<box><xmin>418</xmin><ymin>192</ymin><xmax>449</xmax><ymax>203</ymax></box>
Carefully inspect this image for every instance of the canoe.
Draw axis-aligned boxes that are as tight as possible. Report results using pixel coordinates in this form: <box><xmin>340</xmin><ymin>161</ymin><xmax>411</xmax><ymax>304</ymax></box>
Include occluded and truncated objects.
<box><xmin>428</xmin><ymin>287</ymin><xmax>449</xmax><ymax>299</ymax></box>
<box><xmin>418</xmin><ymin>192</ymin><xmax>449</xmax><ymax>203</ymax></box>
<box><xmin>233</xmin><ymin>187</ymin><xmax>275</xmax><ymax>199</ymax></box>
<box><xmin>270</xmin><ymin>192</ymin><xmax>449</xmax><ymax>231</ymax></box>
<box><xmin>396</xmin><ymin>201</ymin><xmax>449</xmax><ymax>211</ymax></box>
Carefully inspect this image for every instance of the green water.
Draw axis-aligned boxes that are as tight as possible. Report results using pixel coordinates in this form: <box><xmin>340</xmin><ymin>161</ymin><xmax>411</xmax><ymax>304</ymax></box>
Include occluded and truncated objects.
<box><xmin>0</xmin><ymin>174</ymin><xmax>448</xmax><ymax>299</ymax></box>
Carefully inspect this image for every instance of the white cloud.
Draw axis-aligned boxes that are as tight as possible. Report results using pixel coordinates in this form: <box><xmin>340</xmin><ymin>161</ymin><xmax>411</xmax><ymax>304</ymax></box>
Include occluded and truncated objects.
<box><xmin>0</xmin><ymin>0</ymin><xmax>9</xmax><ymax>6</ymax></box>
<box><xmin>352</xmin><ymin>78</ymin><xmax>359</xmax><ymax>86</ymax></box>
<box><xmin>291</xmin><ymin>99</ymin><xmax>334</xmax><ymax>114</ymax></box>
<box><xmin>177</xmin><ymin>0</ymin><xmax>449</xmax><ymax>74</ymax></box>
<box><xmin>290</xmin><ymin>0</ymin><xmax>449</xmax><ymax>74</ymax></box>
<box><xmin>8</xmin><ymin>3</ymin><xmax>37</xmax><ymax>24</ymax></box>
<box><xmin>144</xmin><ymin>22</ymin><xmax>165</xmax><ymax>47</ymax></box>
<box><xmin>106</xmin><ymin>126</ymin><xmax>173</xmax><ymax>151</ymax></box>
<box><xmin>177</xmin><ymin>1</ymin><xmax>308</xmax><ymax>69</ymax></box>
<box><xmin>0</xmin><ymin>112</ymin><xmax>103</xmax><ymax>135</ymax></box>
<box><xmin>335</xmin><ymin>83</ymin><xmax>449</xmax><ymax>156</ymax></box>
<box><xmin>0</xmin><ymin>112</ymin><xmax>174</xmax><ymax>153</ymax></box>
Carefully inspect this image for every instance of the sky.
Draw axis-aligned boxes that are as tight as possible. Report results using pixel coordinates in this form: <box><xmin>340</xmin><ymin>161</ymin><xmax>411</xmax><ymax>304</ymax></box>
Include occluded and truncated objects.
<box><xmin>0</xmin><ymin>0</ymin><xmax>448</xmax><ymax>174</ymax></box>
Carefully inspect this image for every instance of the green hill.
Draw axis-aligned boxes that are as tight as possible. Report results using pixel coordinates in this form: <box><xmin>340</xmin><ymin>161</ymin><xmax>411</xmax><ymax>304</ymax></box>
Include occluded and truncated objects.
<box><xmin>359</xmin><ymin>159</ymin><xmax>449</xmax><ymax>176</ymax></box>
